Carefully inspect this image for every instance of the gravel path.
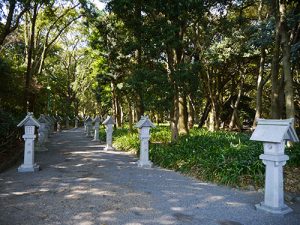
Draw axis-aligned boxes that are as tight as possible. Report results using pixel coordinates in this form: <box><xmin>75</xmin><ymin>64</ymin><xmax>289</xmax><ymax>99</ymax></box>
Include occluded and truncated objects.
<box><xmin>0</xmin><ymin>128</ymin><xmax>299</xmax><ymax>225</ymax></box>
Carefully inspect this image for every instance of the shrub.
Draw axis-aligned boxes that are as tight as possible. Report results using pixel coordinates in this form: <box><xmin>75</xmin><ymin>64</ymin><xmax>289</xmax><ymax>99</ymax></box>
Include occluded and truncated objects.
<box><xmin>101</xmin><ymin>125</ymin><xmax>300</xmax><ymax>189</ymax></box>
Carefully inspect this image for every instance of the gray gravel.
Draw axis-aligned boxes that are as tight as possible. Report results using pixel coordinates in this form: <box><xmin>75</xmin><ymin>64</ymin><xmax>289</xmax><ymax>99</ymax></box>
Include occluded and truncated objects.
<box><xmin>0</xmin><ymin>128</ymin><xmax>299</xmax><ymax>225</ymax></box>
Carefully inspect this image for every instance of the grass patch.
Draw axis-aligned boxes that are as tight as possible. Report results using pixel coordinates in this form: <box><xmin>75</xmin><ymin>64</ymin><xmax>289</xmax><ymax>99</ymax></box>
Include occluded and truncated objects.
<box><xmin>100</xmin><ymin>125</ymin><xmax>300</xmax><ymax>189</ymax></box>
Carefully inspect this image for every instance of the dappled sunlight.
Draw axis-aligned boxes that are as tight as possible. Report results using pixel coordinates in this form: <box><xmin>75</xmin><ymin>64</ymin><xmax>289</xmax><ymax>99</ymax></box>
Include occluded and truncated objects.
<box><xmin>74</xmin><ymin>163</ymin><xmax>85</xmax><ymax>167</ymax></box>
<box><xmin>68</xmin><ymin>150</ymin><xmax>104</xmax><ymax>154</ymax></box>
<box><xmin>205</xmin><ymin>195</ymin><xmax>225</xmax><ymax>202</ymax></box>
<box><xmin>170</xmin><ymin>206</ymin><xmax>185</xmax><ymax>211</ymax></box>
<box><xmin>72</xmin><ymin>212</ymin><xmax>95</xmax><ymax>225</ymax></box>
<box><xmin>0</xmin><ymin>128</ymin><xmax>298</xmax><ymax>225</ymax></box>
<box><xmin>225</xmin><ymin>201</ymin><xmax>246</xmax><ymax>207</ymax></box>
<box><xmin>76</xmin><ymin>177</ymin><xmax>101</xmax><ymax>182</ymax></box>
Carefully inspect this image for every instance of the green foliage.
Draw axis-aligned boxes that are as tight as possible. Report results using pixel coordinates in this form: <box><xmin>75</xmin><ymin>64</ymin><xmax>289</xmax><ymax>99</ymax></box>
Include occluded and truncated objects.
<box><xmin>151</xmin><ymin>129</ymin><xmax>265</xmax><ymax>188</ymax></box>
<box><xmin>109</xmin><ymin>126</ymin><xmax>300</xmax><ymax>188</ymax></box>
<box><xmin>0</xmin><ymin>110</ymin><xmax>22</xmax><ymax>139</ymax></box>
<box><xmin>286</xmin><ymin>143</ymin><xmax>300</xmax><ymax>166</ymax></box>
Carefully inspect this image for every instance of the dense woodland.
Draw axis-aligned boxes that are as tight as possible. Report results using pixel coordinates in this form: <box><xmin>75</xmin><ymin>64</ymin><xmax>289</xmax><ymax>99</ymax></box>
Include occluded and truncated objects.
<box><xmin>0</xmin><ymin>0</ymin><xmax>300</xmax><ymax>140</ymax></box>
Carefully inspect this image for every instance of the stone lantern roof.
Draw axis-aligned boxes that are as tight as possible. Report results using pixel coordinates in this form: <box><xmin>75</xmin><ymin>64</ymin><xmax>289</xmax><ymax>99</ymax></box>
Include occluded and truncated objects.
<box><xmin>85</xmin><ymin>116</ymin><xmax>92</xmax><ymax>122</ymax></box>
<box><xmin>250</xmin><ymin>118</ymin><xmax>299</xmax><ymax>143</ymax></box>
<box><xmin>17</xmin><ymin>112</ymin><xmax>40</xmax><ymax>127</ymax></box>
<box><xmin>93</xmin><ymin>116</ymin><xmax>101</xmax><ymax>123</ymax></box>
<box><xmin>38</xmin><ymin>114</ymin><xmax>48</xmax><ymax>123</ymax></box>
<box><xmin>102</xmin><ymin>116</ymin><xmax>115</xmax><ymax>125</ymax></box>
<box><xmin>135</xmin><ymin>116</ymin><xmax>155</xmax><ymax>128</ymax></box>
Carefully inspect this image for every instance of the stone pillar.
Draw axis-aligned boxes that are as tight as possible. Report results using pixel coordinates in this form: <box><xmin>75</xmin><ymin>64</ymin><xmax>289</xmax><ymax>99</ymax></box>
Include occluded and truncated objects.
<box><xmin>102</xmin><ymin>116</ymin><xmax>115</xmax><ymax>150</ymax></box>
<box><xmin>105</xmin><ymin>124</ymin><xmax>113</xmax><ymax>150</ymax></box>
<box><xmin>135</xmin><ymin>116</ymin><xmax>155</xmax><ymax>168</ymax></box>
<box><xmin>75</xmin><ymin>117</ymin><xmax>79</xmax><ymax>128</ymax></box>
<box><xmin>44</xmin><ymin>120</ymin><xmax>50</xmax><ymax>142</ymax></box>
<box><xmin>36</xmin><ymin>115</ymin><xmax>48</xmax><ymax>151</ymax></box>
<box><xmin>45</xmin><ymin>115</ymin><xmax>53</xmax><ymax>135</ymax></box>
<box><xmin>57</xmin><ymin>117</ymin><xmax>62</xmax><ymax>132</ymax></box>
<box><xmin>138</xmin><ymin>126</ymin><xmax>152</xmax><ymax>167</ymax></box>
<box><xmin>66</xmin><ymin>117</ymin><xmax>70</xmax><ymax>129</ymax></box>
<box><xmin>255</xmin><ymin>142</ymin><xmax>292</xmax><ymax>214</ymax></box>
<box><xmin>85</xmin><ymin>117</ymin><xmax>93</xmax><ymax>137</ymax></box>
<box><xmin>92</xmin><ymin>116</ymin><xmax>101</xmax><ymax>141</ymax></box>
<box><xmin>84</xmin><ymin>116</ymin><xmax>87</xmax><ymax>133</ymax></box>
<box><xmin>17</xmin><ymin>113</ymin><xmax>40</xmax><ymax>172</ymax></box>
<box><xmin>50</xmin><ymin>116</ymin><xmax>55</xmax><ymax>133</ymax></box>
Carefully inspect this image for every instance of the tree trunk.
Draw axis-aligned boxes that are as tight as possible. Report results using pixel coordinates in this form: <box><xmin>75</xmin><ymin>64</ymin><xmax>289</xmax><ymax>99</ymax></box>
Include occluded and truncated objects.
<box><xmin>206</xmin><ymin>71</ymin><xmax>220</xmax><ymax>131</ymax></box>
<box><xmin>198</xmin><ymin>100</ymin><xmax>211</xmax><ymax>128</ymax></box>
<box><xmin>178</xmin><ymin>94</ymin><xmax>189</xmax><ymax>135</ymax></box>
<box><xmin>188</xmin><ymin>96</ymin><xmax>195</xmax><ymax>129</ymax></box>
<box><xmin>253</xmin><ymin>47</ymin><xmax>266</xmax><ymax>127</ymax></box>
<box><xmin>127</xmin><ymin>96</ymin><xmax>133</xmax><ymax>133</ymax></box>
<box><xmin>111</xmin><ymin>82</ymin><xmax>119</xmax><ymax>125</ymax></box>
<box><xmin>280</xmin><ymin>1</ymin><xmax>295</xmax><ymax>122</ymax></box>
<box><xmin>135</xmin><ymin>94</ymin><xmax>144</xmax><ymax>121</ymax></box>
<box><xmin>115</xmin><ymin>95</ymin><xmax>122</xmax><ymax>127</ymax></box>
<box><xmin>253</xmin><ymin>0</ymin><xmax>267</xmax><ymax>127</ymax></box>
<box><xmin>170</xmin><ymin>94</ymin><xmax>179</xmax><ymax>142</ymax></box>
<box><xmin>0</xmin><ymin>0</ymin><xmax>16</xmax><ymax>46</ymax></box>
<box><xmin>279</xmin><ymin>72</ymin><xmax>285</xmax><ymax>118</ymax></box>
<box><xmin>24</xmin><ymin>3</ymin><xmax>38</xmax><ymax>113</ymax></box>
<box><xmin>270</xmin><ymin>0</ymin><xmax>281</xmax><ymax>119</ymax></box>
<box><xmin>229</xmin><ymin>76</ymin><xmax>244</xmax><ymax>131</ymax></box>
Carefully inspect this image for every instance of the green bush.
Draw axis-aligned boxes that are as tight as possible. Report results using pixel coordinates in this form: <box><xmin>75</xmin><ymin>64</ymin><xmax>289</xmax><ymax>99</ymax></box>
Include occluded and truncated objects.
<box><xmin>101</xmin><ymin>125</ymin><xmax>300</xmax><ymax>189</ymax></box>
<box><xmin>151</xmin><ymin>129</ymin><xmax>265</xmax><ymax>188</ymax></box>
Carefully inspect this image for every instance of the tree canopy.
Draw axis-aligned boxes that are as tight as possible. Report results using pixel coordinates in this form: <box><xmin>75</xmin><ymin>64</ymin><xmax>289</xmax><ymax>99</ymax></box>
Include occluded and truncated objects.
<box><xmin>0</xmin><ymin>0</ymin><xmax>299</xmax><ymax>139</ymax></box>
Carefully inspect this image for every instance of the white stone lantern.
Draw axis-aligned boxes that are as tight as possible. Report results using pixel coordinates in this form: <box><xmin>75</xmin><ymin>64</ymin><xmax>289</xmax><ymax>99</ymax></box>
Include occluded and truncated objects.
<box><xmin>102</xmin><ymin>116</ymin><xmax>115</xmax><ymax>150</ymax></box>
<box><xmin>84</xmin><ymin>116</ymin><xmax>88</xmax><ymax>132</ymax></box>
<box><xmin>17</xmin><ymin>112</ymin><xmax>40</xmax><ymax>172</ymax></box>
<box><xmin>75</xmin><ymin>116</ymin><xmax>79</xmax><ymax>128</ymax></box>
<box><xmin>42</xmin><ymin>115</ymin><xmax>50</xmax><ymax>142</ymax></box>
<box><xmin>85</xmin><ymin>116</ymin><xmax>93</xmax><ymax>137</ymax></box>
<box><xmin>36</xmin><ymin>115</ymin><xmax>48</xmax><ymax>151</ymax></box>
<box><xmin>135</xmin><ymin>116</ymin><xmax>155</xmax><ymax>168</ymax></box>
<box><xmin>57</xmin><ymin>116</ymin><xmax>62</xmax><ymax>132</ymax></box>
<box><xmin>250</xmin><ymin>118</ymin><xmax>299</xmax><ymax>215</ymax></box>
<box><xmin>47</xmin><ymin>115</ymin><xmax>55</xmax><ymax>133</ymax></box>
<box><xmin>92</xmin><ymin>116</ymin><xmax>101</xmax><ymax>141</ymax></box>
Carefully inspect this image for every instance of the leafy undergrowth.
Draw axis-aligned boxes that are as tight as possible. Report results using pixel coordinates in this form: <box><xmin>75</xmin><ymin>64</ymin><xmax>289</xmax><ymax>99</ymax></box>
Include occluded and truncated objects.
<box><xmin>100</xmin><ymin>125</ymin><xmax>300</xmax><ymax>191</ymax></box>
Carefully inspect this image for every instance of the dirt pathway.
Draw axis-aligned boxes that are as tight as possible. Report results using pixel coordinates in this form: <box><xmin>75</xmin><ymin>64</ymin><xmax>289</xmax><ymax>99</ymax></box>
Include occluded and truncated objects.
<box><xmin>0</xmin><ymin>128</ymin><xmax>299</xmax><ymax>225</ymax></box>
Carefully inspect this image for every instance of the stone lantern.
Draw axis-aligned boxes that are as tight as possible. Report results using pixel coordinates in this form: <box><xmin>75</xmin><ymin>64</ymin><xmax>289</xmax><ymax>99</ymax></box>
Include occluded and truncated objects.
<box><xmin>47</xmin><ymin>115</ymin><xmax>55</xmax><ymax>134</ymax></box>
<box><xmin>57</xmin><ymin>116</ymin><xmax>62</xmax><ymax>132</ymax></box>
<box><xmin>102</xmin><ymin>116</ymin><xmax>115</xmax><ymax>150</ymax></box>
<box><xmin>250</xmin><ymin>118</ymin><xmax>299</xmax><ymax>215</ymax></box>
<box><xmin>92</xmin><ymin>116</ymin><xmax>101</xmax><ymax>141</ymax></box>
<box><xmin>85</xmin><ymin>116</ymin><xmax>93</xmax><ymax>137</ymax></box>
<box><xmin>84</xmin><ymin>116</ymin><xmax>88</xmax><ymax>132</ymax></box>
<box><xmin>43</xmin><ymin>115</ymin><xmax>51</xmax><ymax>142</ymax></box>
<box><xmin>75</xmin><ymin>116</ymin><xmax>79</xmax><ymax>128</ymax></box>
<box><xmin>135</xmin><ymin>116</ymin><xmax>155</xmax><ymax>168</ymax></box>
<box><xmin>35</xmin><ymin>115</ymin><xmax>48</xmax><ymax>152</ymax></box>
<box><xmin>50</xmin><ymin>116</ymin><xmax>55</xmax><ymax>133</ymax></box>
<box><xmin>17</xmin><ymin>112</ymin><xmax>40</xmax><ymax>172</ymax></box>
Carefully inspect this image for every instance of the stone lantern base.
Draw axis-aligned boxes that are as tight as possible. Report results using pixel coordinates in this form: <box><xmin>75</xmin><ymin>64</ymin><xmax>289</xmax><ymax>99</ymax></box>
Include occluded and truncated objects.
<box><xmin>104</xmin><ymin>146</ymin><xmax>114</xmax><ymax>151</ymax></box>
<box><xmin>255</xmin><ymin>202</ymin><xmax>292</xmax><ymax>215</ymax></box>
<box><xmin>137</xmin><ymin>160</ymin><xmax>152</xmax><ymax>168</ymax></box>
<box><xmin>18</xmin><ymin>163</ymin><xmax>40</xmax><ymax>172</ymax></box>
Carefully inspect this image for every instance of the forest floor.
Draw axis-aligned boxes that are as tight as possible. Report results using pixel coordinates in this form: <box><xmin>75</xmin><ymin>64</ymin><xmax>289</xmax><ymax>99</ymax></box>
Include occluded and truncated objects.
<box><xmin>0</xmin><ymin>128</ymin><xmax>299</xmax><ymax>225</ymax></box>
